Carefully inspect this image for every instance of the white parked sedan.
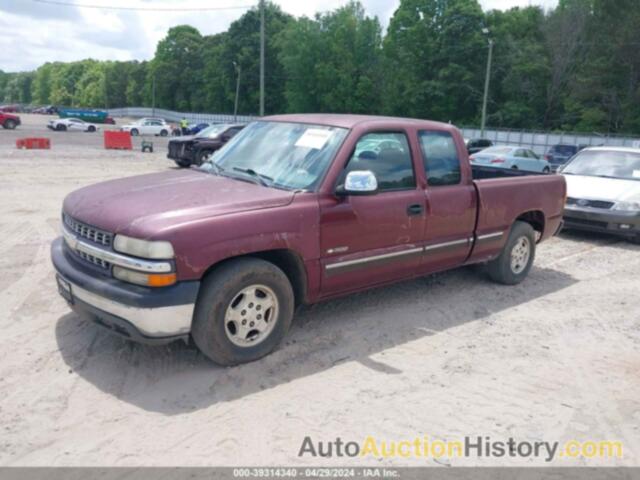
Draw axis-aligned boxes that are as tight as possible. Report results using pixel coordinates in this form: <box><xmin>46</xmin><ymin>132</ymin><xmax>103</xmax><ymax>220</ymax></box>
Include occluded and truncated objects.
<box><xmin>470</xmin><ymin>146</ymin><xmax>552</xmax><ymax>173</ymax></box>
<box><xmin>47</xmin><ymin>118</ymin><xmax>99</xmax><ymax>132</ymax></box>
<box><xmin>561</xmin><ymin>147</ymin><xmax>640</xmax><ymax>243</ymax></box>
<box><xmin>120</xmin><ymin>118</ymin><xmax>170</xmax><ymax>137</ymax></box>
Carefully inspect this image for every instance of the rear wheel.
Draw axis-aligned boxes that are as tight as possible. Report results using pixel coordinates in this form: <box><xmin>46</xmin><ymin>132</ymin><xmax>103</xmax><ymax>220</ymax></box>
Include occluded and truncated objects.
<box><xmin>543</xmin><ymin>166</ymin><xmax>551</xmax><ymax>173</ymax></box>
<box><xmin>130</xmin><ymin>128</ymin><xmax>139</xmax><ymax>136</ymax></box>
<box><xmin>486</xmin><ymin>221</ymin><xmax>536</xmax><ymax>285</ymax></box>
<box><xmin>511</xmin><ymin>165</ymin><xmax>519</xmax><ymax>170</ymax></box>
<box><xmin>3</xmin><ymin>119</ymin><xmax>16</xmax><ymax>129</ymax></box>
<box><xmin>192</xmin><ymin>258</ymin><xmax>294</xmax><ymax>366</ymax></box>
<box><xmin>87</xmin><ymin>125</ymin><xmax>96</xmax><ymax>132</ymax></box>
<box><xmin>160</xmin><ymin>129</ymin><xmax>168</xmax><ymax>137</ymax></box>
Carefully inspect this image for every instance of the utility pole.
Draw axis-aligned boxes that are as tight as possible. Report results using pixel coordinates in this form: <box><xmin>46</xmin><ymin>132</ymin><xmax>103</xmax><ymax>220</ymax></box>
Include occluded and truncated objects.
<box><xmin>481</xmin><ymin>35</ymin><xmax>493</xmax><ymax>138</ymax></box>
<box><xmin>233</xmin><ymin>61</ymin><xmax>241</xmax><ymax>122</ymax></box>
<box><xmin>259</xmin><ymin>0</ymin><xmax>265</xmax><ymax>117</ymax></box>
<box><xmin>152</xmin><ymin>74</ymin><xmax>156</xmax><ymax>117</ymax></box>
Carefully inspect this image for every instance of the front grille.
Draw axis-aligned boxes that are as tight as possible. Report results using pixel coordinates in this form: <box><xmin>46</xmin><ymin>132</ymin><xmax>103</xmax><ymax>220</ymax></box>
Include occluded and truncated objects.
<box><xmin>566</xmin><ymin>198</ymin><xmax>614</xmax><ymax>210</ymax></box>
<box><xmin>77</xmin><ymin>250</ymin><xmax>111</xmax><ymax>269</ymax></box>
<box><xmin>565</xmin><ymin>217</ymin><xmax>609</xmax><ymax>229</ymax></box>
<box><xmin>63</xmin><ymin>214</ymin><xmax>112</xmax><ymax>246</ymax></box>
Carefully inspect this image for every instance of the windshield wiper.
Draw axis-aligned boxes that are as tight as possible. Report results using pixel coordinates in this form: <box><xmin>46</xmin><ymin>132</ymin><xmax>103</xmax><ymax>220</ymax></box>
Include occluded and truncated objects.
<box><xmin>197</xmin><ymin>161</ymin><xmax>225</xmax><ymax>176</ymax></box>
<box><xmin>232</xmin><ymin>167</ymin><xmax>273</xmax><ymax>187</ymax></box>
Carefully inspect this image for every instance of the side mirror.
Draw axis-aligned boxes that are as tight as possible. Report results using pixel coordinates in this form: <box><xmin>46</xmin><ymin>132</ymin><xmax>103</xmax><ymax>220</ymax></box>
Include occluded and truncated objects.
<box><xmin>336</xmin><ymin>170</ymin><xmax>378</xmax><ymax>196</ymax></box>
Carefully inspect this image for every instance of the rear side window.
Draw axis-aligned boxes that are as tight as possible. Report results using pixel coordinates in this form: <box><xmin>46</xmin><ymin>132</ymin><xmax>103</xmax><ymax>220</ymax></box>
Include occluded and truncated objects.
<box><xmin>419</xmin><ymin>131</ymin><xmax>461</xmax><ymax>186</ymax></box>
<box><xmin>345</xmin><ymin>132</ymin><xmax>415</xmax><ymax>191</ymax></box>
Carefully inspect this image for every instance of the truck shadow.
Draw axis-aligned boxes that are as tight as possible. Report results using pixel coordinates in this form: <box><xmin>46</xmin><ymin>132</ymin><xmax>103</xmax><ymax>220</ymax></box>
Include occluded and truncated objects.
<box><xmin>55</xmin><ymin>265</ymin><xmax>576</xmax><ymax>414</ymax></box>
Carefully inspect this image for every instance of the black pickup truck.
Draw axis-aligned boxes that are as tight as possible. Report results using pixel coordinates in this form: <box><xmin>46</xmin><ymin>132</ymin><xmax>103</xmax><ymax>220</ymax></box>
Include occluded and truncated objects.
<box><xmin>168</xmin><ymin>123</ymin><xmax>245</xmax><ymax>168</ymax></box>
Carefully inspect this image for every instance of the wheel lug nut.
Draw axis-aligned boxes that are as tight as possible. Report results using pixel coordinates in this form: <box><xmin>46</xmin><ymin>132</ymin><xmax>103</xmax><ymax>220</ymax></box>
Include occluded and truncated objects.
<box><xmin>256</xmin><ymin>305</ymin><xmax>261</xmax><ymax>311</ymax></box>
<box><xmin>241</xmin><ymin>310</ymin><xmax>246</xmax><ymax>316</ymax></box>
<box><xmin>257</xmin><ymin>314</ymin><xmax>262</xmax><ymax>320</ymax></box>
<box><xmin>250</xmin><ymin>321</ymin><xmax>255</xmax><ymax>327</ymax></box>
<box><xmin>249</xmin><ymin>303</ymin><xmax>254</xmax><ymax>308</ymax></box>
<box><xmin>242</xmin><ymin>320</ymin><xmax>247</xmax><ymax>325</ymax></box>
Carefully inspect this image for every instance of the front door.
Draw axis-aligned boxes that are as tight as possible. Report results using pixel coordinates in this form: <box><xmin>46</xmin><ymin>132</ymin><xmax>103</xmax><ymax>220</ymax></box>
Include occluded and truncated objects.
<box><xmin>319</xmin><ymin>131</ymin><xmax>425</xmax><ymax>295</ymax></box>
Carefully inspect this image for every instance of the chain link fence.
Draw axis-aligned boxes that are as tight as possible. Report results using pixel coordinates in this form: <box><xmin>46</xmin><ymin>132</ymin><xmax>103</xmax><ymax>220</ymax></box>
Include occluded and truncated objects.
<box><xmin>107</xmin><ymin>107</ymin><xmax>640</xmax><ymax>154</ymax></box>
<box><xmin>107</xmin><ymin>107</ymin><xmax>257</xmax><ymax>124</ymax></box>
<box><xmin>460</xmin><ymin>126</ymin><xmax>640</xmax><ymax>156</ymax></box>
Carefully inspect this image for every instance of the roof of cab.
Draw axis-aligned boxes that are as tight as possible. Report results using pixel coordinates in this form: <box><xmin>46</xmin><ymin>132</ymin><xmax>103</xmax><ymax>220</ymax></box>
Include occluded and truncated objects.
<box><xmin>262</xmin><ymin>113</ymin><xmax>455</xmax><ymax>130</ymax></box>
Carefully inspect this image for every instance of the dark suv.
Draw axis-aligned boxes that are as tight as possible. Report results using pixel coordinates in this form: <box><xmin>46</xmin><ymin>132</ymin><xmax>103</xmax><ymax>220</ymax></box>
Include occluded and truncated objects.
<box><xmin>467</xmin><ymin>138</ymin><xmax>493</xmax><ymax>155</ymax></box>
<box><xmin>545</xmin><ymin>144</ymin><xmax>585</xmax><ymax>172</ymax></box>
<box><xmin>168</xmin><ymin>124</ymin><xmax>245</xmax><ymax>168</ymax></box>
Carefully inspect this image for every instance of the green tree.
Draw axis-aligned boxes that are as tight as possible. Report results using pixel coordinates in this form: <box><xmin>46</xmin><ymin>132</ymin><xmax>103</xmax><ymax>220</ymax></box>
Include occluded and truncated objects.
<box><xmin>151</xmin><ymin>25</ymin><xmax>204</xmax><ymax>111</ymax></box>
<box><xmin>382</xmin><ymin>0</ymin><xmax>486</xmax><ymax>123</ymax></box>
<box><xmin>278</xmin><ymin>1</ymin><xmax>383</xmax><ymax>114</ymax></box>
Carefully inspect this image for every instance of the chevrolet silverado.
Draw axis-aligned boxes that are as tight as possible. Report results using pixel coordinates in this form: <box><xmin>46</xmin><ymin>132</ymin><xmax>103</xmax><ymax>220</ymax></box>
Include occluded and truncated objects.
<box><xmin>52</xmin><ymin>114</ymin><xmax>566</xmax><ymax>365</ymax></box>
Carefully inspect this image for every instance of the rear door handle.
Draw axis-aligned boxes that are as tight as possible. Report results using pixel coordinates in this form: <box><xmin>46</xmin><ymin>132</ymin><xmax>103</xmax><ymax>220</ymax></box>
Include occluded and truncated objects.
<box><xmin>407</xmin><ymin>203</ymin><xmax>423</xmax><ymax>216</ymax></box>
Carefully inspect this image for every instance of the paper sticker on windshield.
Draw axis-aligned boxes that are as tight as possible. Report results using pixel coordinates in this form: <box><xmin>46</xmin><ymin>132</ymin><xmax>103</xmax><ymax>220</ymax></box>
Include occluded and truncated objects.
<box><xmin>295</xmin><ymin>129</ymin><xmax>333</xmax><ymax>150</ymax></box>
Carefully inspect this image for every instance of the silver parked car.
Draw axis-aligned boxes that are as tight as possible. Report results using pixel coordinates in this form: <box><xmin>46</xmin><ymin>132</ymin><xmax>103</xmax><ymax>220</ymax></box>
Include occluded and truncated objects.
<box><xmin>470</xmin><ymin>146</ymin><xmax>552</xmax><ymax>173</ymax></box>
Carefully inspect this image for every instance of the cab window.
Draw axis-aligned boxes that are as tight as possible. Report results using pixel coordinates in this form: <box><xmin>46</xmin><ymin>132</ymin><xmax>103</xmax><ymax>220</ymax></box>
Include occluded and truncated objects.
<box><xmin>419</xmin><ymin>131</ymin><xmax>461</xmax><ymax>186</ymax></box>
<box><xmin>345</xmin><ymin>132</ymin><xmax>415</xmax><ymax>191</ymax></box>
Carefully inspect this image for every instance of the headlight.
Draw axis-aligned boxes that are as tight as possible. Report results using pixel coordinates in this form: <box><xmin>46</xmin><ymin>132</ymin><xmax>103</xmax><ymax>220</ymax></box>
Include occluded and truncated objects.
<box><xmin>113</xmin><ymin>266</ymin><xmax>176</xmax><ymax>287</ymax></box>
<box><xmin>113</xmin><ymin>234</ymin><xmax>174</xmax><ymax>259</ymax></box>
<box><xmin>612</xmin><ymin>201</ymin><xmax>640</xmax><ymax>212</ymax></box>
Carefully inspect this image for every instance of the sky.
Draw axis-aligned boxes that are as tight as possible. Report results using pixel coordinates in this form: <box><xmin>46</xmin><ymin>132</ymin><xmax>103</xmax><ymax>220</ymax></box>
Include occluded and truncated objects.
<box><xmin>0</xmin><ymin>0</ymin><xmax>559</xmax><ymax>72</ymax></box>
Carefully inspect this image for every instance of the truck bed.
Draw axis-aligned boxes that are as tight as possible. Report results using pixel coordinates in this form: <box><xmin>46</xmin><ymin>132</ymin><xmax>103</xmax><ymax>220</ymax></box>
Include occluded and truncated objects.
<box><xmin>471</xmin><ymin>164</ymin><xmax>547</xmax><ymax>180</ymax></box>
<box><xmin>469</xmin><ymin>168</ymin><xmax>566</xmax><ymax>258</ymax></box>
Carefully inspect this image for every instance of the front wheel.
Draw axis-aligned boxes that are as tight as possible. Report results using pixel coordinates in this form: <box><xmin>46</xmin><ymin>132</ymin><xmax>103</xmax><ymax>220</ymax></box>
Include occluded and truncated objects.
<box><xmin>195</xmin><ymin>149</ymin><xmax>213</xmax><ymax>165</ymax></box>
<box><xmin>192</xmin><ymin>258</ymin><xmax>294</xmax><ymax>366</ymax></box>
<box><xmin>130</xmin><ymin>128</ymin><xmax>139</xmax><ymax>136</ymax></box>
<box><xmin>56</xmin><ymin>124</ymin><xmax>67</xmax><ymax>131</ymax></box>
<box><xmin>3</xmin><ymin>119</ymin><xmax>16</xmax><ymax>129</ymax></box>
<box><xmin>160</xmin><ymin>129</ymin><xmax>168</xmax><ymax>137</ymax></box>
<box><xmin>543</xmin><ymin>166</ymin><xmax>551</xmax><ymax>173</ymax></box>
<box><xmin>174</xmin><ymin>159</ymin><xmax>191</xmax><ymax>168</ymax></box>
<box><xmin>87</xmin><ymin>125</ymin><xmax>96</xmax><ymax>132</ymax></box>
<box><xmin>486</xmin><ymin>221</ymin><xmax>536</xmax><ymax>285</ymax></box>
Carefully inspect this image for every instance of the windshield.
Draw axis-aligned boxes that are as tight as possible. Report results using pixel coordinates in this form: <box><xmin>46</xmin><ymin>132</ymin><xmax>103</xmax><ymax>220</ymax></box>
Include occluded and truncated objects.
<box><xmin>196</xmin><ymin>124</ymin><xmax>228</xmax><ymax>138</ymax></box>
<box><xmin>201</xmin><ymin>121</ymin><xmax>348</xmax><ymax>191</ymax></box>
<box><xmin>563</xmin><ymin>150</ymin><xmax>640</xmax><ymax>180</ymax></box>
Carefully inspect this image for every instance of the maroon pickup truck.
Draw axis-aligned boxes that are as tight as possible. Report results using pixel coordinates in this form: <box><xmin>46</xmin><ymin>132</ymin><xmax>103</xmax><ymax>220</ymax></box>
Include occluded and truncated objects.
<box><xmin>52</xmin><ymin>114</ymin><xmax>566</xmax><ymax>365</ymax></box>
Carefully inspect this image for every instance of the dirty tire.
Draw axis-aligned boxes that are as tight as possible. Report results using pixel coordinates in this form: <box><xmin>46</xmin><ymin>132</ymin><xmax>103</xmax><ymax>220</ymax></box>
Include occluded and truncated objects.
<box><xmin>195</xmin><ymin>149</ymin><xmax>213</xmax><ymax>165</ymax></box>
<box><xmin>192</xmin><ymin>257</ymin><xmax>294</xmax><ymax>366</ymax></box>
<box><xmin>56</xmin><ymin>124</ymin><xmax>67</xmax><ymax>131</ymax></box>
<box><xmin>174</xmin><ymin>159</ymin><xmax>191</xmax><ymax>168</ymax></box>
<box><xmin>487</xmin><ymin>221</ymin><xmax>536</xmax><ymax>285</ymax></box>
<box><xmin>4</xmin><ymin>119</ymin><xmax>16</xmax><ymax>129</ymax></box>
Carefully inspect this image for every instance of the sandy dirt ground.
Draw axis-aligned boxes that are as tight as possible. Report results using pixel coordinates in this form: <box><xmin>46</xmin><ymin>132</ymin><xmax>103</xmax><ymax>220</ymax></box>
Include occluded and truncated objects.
<box><xmin>0</xmin><ymin>114</ymin><xmax>639</xmax><ymax>467</ymax></box>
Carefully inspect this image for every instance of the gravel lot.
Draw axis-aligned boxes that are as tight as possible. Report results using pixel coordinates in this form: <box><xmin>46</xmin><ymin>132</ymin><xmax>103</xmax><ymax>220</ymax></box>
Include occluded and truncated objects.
<box><xmin>0</xmin><ymin>114</ymin><xmax>639</xmax><ymax>467</ymax></box>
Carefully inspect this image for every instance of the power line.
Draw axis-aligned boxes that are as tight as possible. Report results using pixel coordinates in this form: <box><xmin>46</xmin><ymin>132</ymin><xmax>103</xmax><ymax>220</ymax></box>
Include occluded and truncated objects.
<box><xmin>31</xmin><ymin>0</ymin><xmax>255</xmax><ymax>12</ymax></box>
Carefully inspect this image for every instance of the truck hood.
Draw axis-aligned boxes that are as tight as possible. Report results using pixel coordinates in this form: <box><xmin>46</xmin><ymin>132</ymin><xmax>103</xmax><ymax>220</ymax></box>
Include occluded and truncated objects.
<box><xmin>564</xmin><ymin>174</ymin><xmax>640</xmax><ymax>203</ymax></box>
<box><xmin>63</xmin><ymin>170</ymin><xmax>295</xmax><ymax>237</ymax></box>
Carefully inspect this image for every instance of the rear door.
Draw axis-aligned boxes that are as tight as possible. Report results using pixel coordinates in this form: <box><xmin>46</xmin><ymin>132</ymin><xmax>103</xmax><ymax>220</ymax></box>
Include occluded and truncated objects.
<box><xmin>418</xmin><ymin>130</ymin><xmax>476</xmax><ymax>272</ymax></box>
<box><xmin>319</xmin><ymin>131</ymin><xmax>425</xmax><ymax>294</ymax></box>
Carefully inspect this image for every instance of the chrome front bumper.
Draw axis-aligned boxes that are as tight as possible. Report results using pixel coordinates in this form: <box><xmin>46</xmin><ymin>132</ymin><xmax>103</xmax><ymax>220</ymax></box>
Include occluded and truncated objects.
<box><xmin>51</xmin><ymin>237</ymin><xmax>199</xmax><ymax>342</ymax></box>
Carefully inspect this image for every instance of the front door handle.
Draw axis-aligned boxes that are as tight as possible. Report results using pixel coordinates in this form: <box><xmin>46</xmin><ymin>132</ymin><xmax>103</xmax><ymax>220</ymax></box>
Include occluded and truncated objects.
<box><xmin>407</xmin><ymin>203</ymin><xmax>423</xmax><ymax>216</ymax></box>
